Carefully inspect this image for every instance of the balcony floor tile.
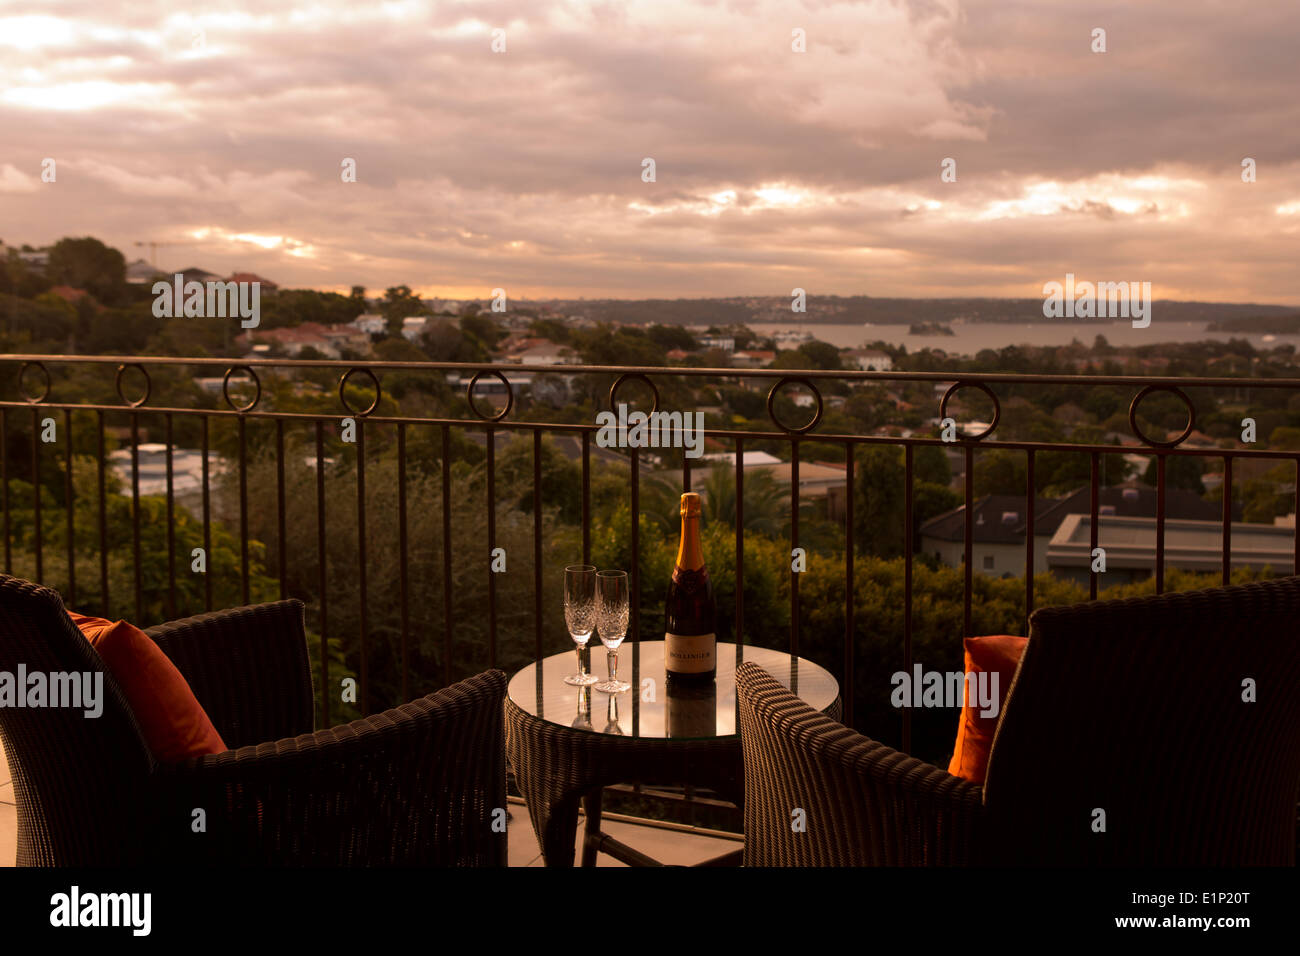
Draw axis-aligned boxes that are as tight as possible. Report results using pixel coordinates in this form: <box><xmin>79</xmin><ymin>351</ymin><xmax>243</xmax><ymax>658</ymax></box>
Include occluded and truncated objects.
<box><xmin>0</xmin><ymin>801</ymin><xmax>13</xmax><ymax>868</ymax></box>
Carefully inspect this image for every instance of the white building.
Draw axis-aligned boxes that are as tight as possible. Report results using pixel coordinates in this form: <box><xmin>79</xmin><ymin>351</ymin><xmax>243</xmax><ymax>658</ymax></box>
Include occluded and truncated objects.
<box><xmin>353</xmin><ymin>314</ymin><xmax>386</xmax><ymax>335</ymax></box>
<box><xmin>516</xmin><ymin>343</ymin><xmax>581</xmax><ymax>365</ymax></box>
<box><xmin>109</xmin><ymin>444</ymin><xmax>226</xmax><ymax>515</ymax></box>
<box><xmin>1048</xmin><ymin>514</ymin><xmax>1296</xmax><ymax>584</ymax></box>
<box><xmin>401</xmin><ymin>316</ymin><xmax>429</xmax><ymax>341</ymax></box>
<box><xmin>843</xmin><ymin>348</ymin><xmax>894</xmax><ymax>371</ymax></box>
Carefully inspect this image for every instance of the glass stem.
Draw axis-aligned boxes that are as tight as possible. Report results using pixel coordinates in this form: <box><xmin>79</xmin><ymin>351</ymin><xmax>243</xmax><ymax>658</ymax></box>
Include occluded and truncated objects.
<box><xmin>576</xmin><ymin>644</ymin><xmax>586</xmax><ymax>677</ymax></box>
<box><xmin>608</xmin><ymin>648</ymin><xmax>618</xmax><ymax>682</ymax></box>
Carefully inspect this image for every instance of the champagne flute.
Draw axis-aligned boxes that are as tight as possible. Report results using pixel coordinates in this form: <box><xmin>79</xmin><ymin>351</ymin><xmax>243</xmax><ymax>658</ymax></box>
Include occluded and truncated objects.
<box><xmin>563</xmin><ymin>565</ymin><xmax>599</xmax><ymax>686</ymax></box>
<box><xmin>594</xmin><ymin>569</ymin><xmax>631</xmax><ymax>694</ymax></box>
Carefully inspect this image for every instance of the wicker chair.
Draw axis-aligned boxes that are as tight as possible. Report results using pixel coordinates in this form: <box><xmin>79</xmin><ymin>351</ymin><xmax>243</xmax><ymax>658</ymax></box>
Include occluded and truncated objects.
<box><xmin>0</xmin><ymin>574</ymin><xmax>507</xmax><ymax>866</ymax></box>
<box><xmin>737</xmin><ymin>576</ymin><xmax>1300</xmax><ymax>866</ymax></box>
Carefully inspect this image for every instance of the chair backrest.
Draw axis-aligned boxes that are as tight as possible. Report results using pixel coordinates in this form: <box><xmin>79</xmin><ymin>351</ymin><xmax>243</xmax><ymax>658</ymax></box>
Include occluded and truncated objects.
<box><xmin>0</xmin><ymin>575</ymin><xmax>154</xmax><ymax>865</ymax></box>
<box><xmin>735</xmin><ymin>662</ymin><xmax>984</xmax><ymax>866</ymax></box>
<box><xmin>984</xmin><ymin>576</ymin><xmax>1300</xmax><ymax>865</ymax></box>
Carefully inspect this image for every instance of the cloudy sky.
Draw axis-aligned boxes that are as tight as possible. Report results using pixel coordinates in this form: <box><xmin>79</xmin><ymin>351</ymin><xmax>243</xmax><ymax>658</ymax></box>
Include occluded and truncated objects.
<box><xmin>1</xmin><ymin>0</ymin><xmax>1297</xmax><ymax>303</ymax></box>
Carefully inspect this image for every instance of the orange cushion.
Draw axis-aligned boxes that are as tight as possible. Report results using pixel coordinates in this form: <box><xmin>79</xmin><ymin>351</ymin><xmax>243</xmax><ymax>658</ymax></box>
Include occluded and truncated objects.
<box><xmin>947</xmin><ymin>635</ymin><xmax>1027</xmax><ymax>784</ymax></box>
<box><xmin>68</xmin><ymin>611</ymin><xmax>227</xmax><ymax>762</ymax></box>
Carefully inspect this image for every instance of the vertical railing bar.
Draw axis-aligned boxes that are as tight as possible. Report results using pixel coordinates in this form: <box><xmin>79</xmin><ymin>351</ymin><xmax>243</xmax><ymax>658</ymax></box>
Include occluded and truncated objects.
<box><xmin>683</xmin><ymin>450</ymin><xmax>691</xmax><ymax>494</ymax></box>
<box><xmin>1</xmin><ymin>408</ymin><xmax>9</xmax><ymax>574</ymax></box>
<box><xmin>130</xmin><ymin>411</ymin><xmax>140</xmax><ymax>621</ymax></box>
<box><xmin>238</xmin><ymin>415</ymin><xmax>250</xmax><ymax>606</ymax></box>
<box><xmin>397</xmin><ymin>422</ymin><xmax>410</xmax><ymax>702</ymax></box>
<box><xmin>1089</xmin><ymin>452</ymin><xmax>1099</xmax><ymax>601</ymax></box>
<box><xmin>1221</xmin><ymin>455</ymin><xmax>1232</xmax><ymax>586</ymax></box>
<box><xmin>1025</xmin><ymin>448</ymin><xmax>1035</xmax><ymax>619</ymax></box>
<box><xmin>97</xmin><ymin>411</ymin><xmax>108</xmax><ymax>616</ymax></box>
<box><xmin>315</xmin><ymin>421</ymin><xmax>330</xmax><ymax>727</ymax></box>
<box><xmin>276</xmin><ymin>419</ymin><xmax>287</xmax><ymax>600</ymax></box>
<box><xmin>533</xmin><ymin>431</ymin><xmax>543</xmax><ymax>662</ymax></box>
<box><xmin>486</xmin><ymin>425</ymin><xmax>497</xmax><ymax>671</ymax></box>
<box><xmin>441</xmin><ymin>424</ymin><xmax>452</xmax><ymax>688</ymax></box>
<box><xmin>32</xmin><ymin>407</ymin><xmax>42</xmax><ymax>582</ymax></box>
<box><xmin>1293</xmin><ymin>458</ymin><xmax>1300</xmax><ymax>576</ymax></box>
<box><xmin>734</xmin><ymin>435</ymin><xmax>744</xmax><ymax>667</ymax></box>
<box><xmin>962</xmin><ymin>444</ymin><xmax>973</xmax><ymax>638</ymax></box>
<box><xmin>1155</xmin><ymin>454</ymin><xmax>1167</xmax><ymax>594</ymax></box>
<box><xmin>903</xmin><ymin>443</ymin><xmax>914</xmax><ymax>755</ymax></box>
<box><xmin>631</xmin><ymin>445</ymin><xmax>640</xmax><ymax>738</ymax></box>
<box><xmin>165</xmin><ymin>414</ymin><xmax>175</xmax><ymax>619</ymax></box>
<box><xmin>201</xmin><ymin>416</ymin><xmax>212</xmax><ymax>612</ymax></box>
<box><xmin>581</xmin><ymin>430</ymin><xmax>591</xmax><ymax>565</ymax></box>
<box><xmin>355</xmin><ymin>418</ymin><xmax>368</xmax><ymax>714</ymax></box>
<box><xmin>843</xmin><ymin>441</ymin><xmax>854</xmax><ymax>729</ymax></box>
<box><xmin>790</xmin><ymin>439</ymin><xmax>800</xmax><ymax>659</ymax></box>
<box><xmin>64</xmin><ymin>409</ymin><xmax>75</xmax><ymax>606</ymax></box>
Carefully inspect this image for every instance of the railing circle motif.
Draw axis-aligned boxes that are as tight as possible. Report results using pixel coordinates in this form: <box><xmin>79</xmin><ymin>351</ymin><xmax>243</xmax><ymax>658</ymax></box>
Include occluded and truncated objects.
<box><xmin>608</xmin><ymin>372</ymin><xmax>660</xmax><ymax>416</ymax></box>
<box><xmin>223</xmin><ymin>365</ymin><xmax>263</xmax><ymax>413</ymax></box>
<box><xmin>466</xmin><ymin>369</ymin><xmax>514</xmax><ymax>422</ymax></box>
<box><xmin>1129</xmin><ymin>384</ymin><xmax>1195</xmax><ymax>448</ymax></box>
<box><xmin>338</xmin><ymin>366</ymin><xmax>381</xmax><ymax>417</ymax></box>
<box><xmin>114</xmin><ymin>363</ymin><xmax>152</xmax><ymax>408</ymax></box>
<box><xmin>17</xmin><ymin>361</ymin><xmax>50</xmax><ymax>404</ymax></box>
<box><xmin>939</xmin><ymin>381</ymin><xmax>1000</xmax><ymax>441</ymax></box>
<box><xmin>765</xmin><ymin>377</ymin><xmax>824</xmax><ymax>434</ymax></box>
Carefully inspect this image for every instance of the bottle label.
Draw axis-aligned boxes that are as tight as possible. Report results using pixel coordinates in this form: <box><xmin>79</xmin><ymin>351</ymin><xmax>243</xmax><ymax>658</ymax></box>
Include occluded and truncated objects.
<box><xmin>665</xmin><ymin>632</ymin><xmax>716</xmax><ymax>673</ymax></box>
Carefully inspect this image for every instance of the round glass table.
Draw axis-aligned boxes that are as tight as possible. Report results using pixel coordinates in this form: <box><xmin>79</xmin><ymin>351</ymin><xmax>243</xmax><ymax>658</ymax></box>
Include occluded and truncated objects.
<box><xmin>505</xmin><ymin>642</ymin><xmax>840</xmax><ymax>866</ymax></box>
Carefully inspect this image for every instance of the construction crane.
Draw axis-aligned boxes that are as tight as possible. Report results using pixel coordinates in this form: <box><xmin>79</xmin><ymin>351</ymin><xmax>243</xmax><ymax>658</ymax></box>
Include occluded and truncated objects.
<box><xmin>134</xmin><ymin>239</ymin><xmax>204</xmax><ymax>270</ymax></box>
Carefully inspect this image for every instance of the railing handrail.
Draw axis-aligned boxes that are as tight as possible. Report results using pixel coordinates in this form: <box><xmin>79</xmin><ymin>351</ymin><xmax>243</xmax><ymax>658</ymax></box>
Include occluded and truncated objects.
<box><xmin>2</xmin><ymin>353</ymin><xmax>1298</xmax><ymax>390</ymax></box>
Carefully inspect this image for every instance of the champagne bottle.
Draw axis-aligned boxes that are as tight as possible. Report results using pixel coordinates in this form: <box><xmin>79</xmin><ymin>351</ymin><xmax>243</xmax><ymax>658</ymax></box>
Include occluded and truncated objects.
<box><xmin>665</xmin><ymin>491</ymin><xmax>716</xmax><ymax>682</ymax></box>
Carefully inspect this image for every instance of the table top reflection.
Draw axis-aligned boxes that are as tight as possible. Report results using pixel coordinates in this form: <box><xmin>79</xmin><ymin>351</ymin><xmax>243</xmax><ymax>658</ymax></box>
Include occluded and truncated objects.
<box><xmin>506</xmin><ymin>641</ymin><xmax>839</xmax><ymax>740</ymax></box>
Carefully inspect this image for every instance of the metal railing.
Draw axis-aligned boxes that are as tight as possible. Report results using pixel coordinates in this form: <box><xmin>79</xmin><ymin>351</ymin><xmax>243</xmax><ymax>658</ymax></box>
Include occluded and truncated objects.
<box><xmin>2</xmin><ymin>354</ymin><xmax>1298</xmax><ymax>766</ymax></box>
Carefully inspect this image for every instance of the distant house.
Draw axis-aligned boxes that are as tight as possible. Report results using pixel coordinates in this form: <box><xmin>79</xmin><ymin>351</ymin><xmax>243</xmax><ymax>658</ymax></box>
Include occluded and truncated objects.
<box><xmin>47</xmin><ymin>285</ymin><xmax>96</xmax><ymax>308</ymax></box>
<box><xmin>401</xmin><ymin>316</ymin><xmax>429</xmax><ymax>341</ymax></box>
<box><xmin>353</xmin><ymin>314</ymin><xmax>386</xmax><ymax>335</ymax></box>
<box><xmin>16</xmin><ymin>248</ymin><xmax>49</xmax><ymax>270</ymax></box>
<box><xmin>110</xmin><ymin>443</ymin><xmax>225</xmax><ymax>515</ymax></box>
<box><xmin>1047</xmin><ymin>514</ymin><xmax>1295</xmax><ymax>584</ymax></box>
<box><xmin>497</xmin><ymin>335</ymin><xmax>551</xmax><ymax>356</ymax></box>
<box><xmin>666</xmin><ymin>348</ymin><xmax>690</xmax><ymax>362</ymax></box>
<box><xmin>322</xmin><ymin>324</ymin><xmax>372</xmax><ymax>355</ymax></box>
<box><xmin>920</xmin><ymin>494</ymin><xmax>1060</xmax><ymax>576</ymax></box>
<box><xmin>175</xmin><ymin>266</ymin><xmax>223</xmax><ymax>286</ymax></box>
<box><xmin>698</xmin><ymin>335</ymin><xmax>735</xmax><ymax>352</ymax></box>
<box><xmin>920</xmin><ymin>483</ymin><xmax>1238</xmax><ymax>577</ymax></box>
<box><xmin>125</xmin><ymin>258</ymin><xmax>163</xmax><ymax>284</ymax></box>
<box><xmin>226</xmin><ymin>272</ymin><xmax>279</xmax><ymax>293</ymax></box>
<box><xmin>240</xmin><ymin>321</ymin><xmax>368</xmax><ymax>358</ymax></box>
<box><xmin>515</xmin><ymin>343</ymin><xmax>580</xmax><ymax>365</ymax></box>
<box><xmin>843</xmin><ymin>348</ymin><xmax>893</xmax><ymax>372</ymax></box>
<box><xmin>732</xmin><ymin>350</ymin><xmax>775</xmax><ymax>368</ymax></box>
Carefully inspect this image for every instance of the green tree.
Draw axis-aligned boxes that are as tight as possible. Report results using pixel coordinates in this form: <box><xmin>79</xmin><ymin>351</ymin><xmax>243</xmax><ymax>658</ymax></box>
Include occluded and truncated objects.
<box><xmin>854</xmin><ymin>446</ymin><xmax>905</xmax><ymax>557</ymax></box>
<box><xmin>380</xmin><ymin>285</ymin><xmax>425</xmax><ymax>334</ymax></box>
<box><xmin>1142</xmin><ymin>455</ymin><xmax>1205</xmax><ymax>494</ymax></box>
<box><xmin>45</xmin><ymin>237</ymin><xmax>127</xmax><ymax>305</ymax></box>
